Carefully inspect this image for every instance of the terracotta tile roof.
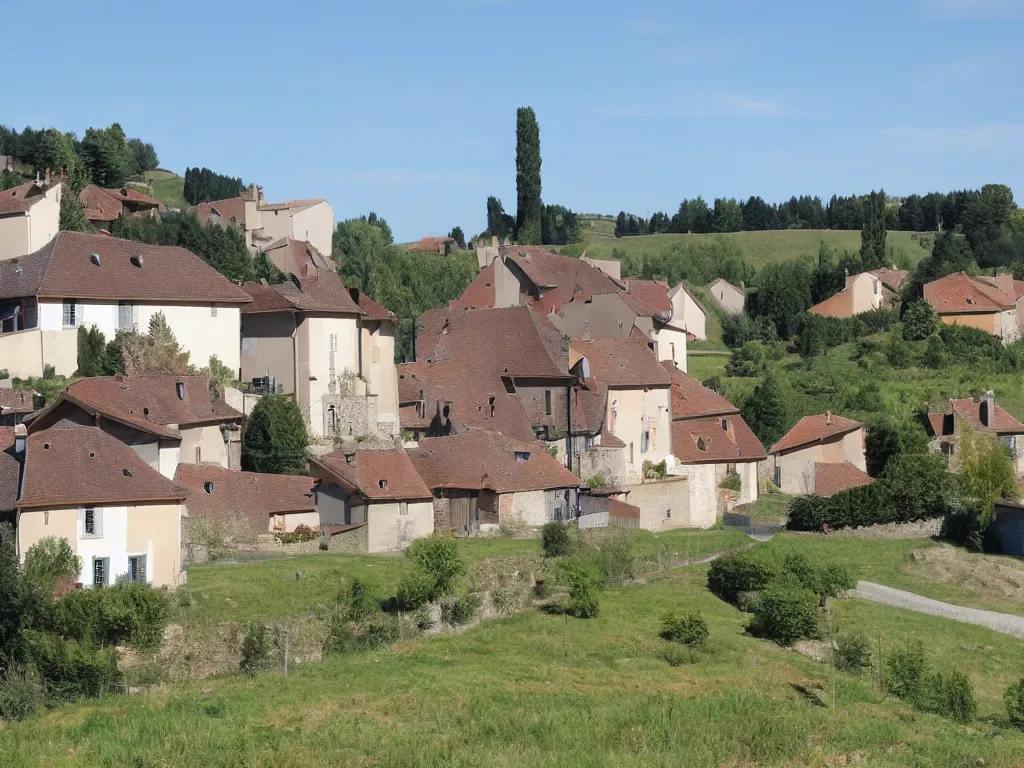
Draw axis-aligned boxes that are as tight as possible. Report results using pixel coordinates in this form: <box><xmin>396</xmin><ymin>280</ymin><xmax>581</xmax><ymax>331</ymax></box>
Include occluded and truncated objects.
<box><xmin>453</xmin><ymin>262</ymin><xmax>497</xmax><ymax>309</ymax></box>
<box><xmin>808</xmin><ymin>286</ymin><xmax>853</xmax><ymax>317</ymax></box>
<box><xmin>572</xmin><ymin>379</ymin><xmax>608</xmax><ymax>436</ymax></box>
<box><xmin>671</xmin><ymin>415</ymin><xmax>766</xmax><ymax>464</ymax></box>
<box><xmin>571</xmin><ymin>338</ymin><xmax>671</xmax><ymax>388</ymax></box>
<box><xmin>176</xmin><ymin>464</ymin><xmax>316</xmax><ymax>520</ymax></box>
<box><xmin>0</xmin><ymin>427</ymin><xmax>18</xmax><ymax>512</ymax></box>
<box><xmin>620</xmin><ymin>279</ymin><xmax>672</xmax><ymax>316</ymax></box>
<box><xmin>409</xmin><ymin>431</ymin><xmax>580</xmax><ymax>493</ymax></box>
<box><xmin>79</xmin><ymin>185</ymin><xmax>122</xmax><ymax>222</ymax></box>
<box><xmin>870</xmin><ymin>268</ymin><xmax>910</xmax><ymax>292</ymax></box>
<box><xmin>0</xmin><ymin>232</ymin><xmax>253</xmax><ymax>304</ymax></box>
<box><xmin>924</xmin><ymin>272</ymin><xmax>1015</xmax><ymax>314</ymax></box>
<box><xmin>814</xmin><ymin>462</ymin><xmax>874</xmax><ymax>497</ymax></box>
<box><xmin>407</xmin><ymin>236</ymin><xmax>455</xmax><ymax>253</ymax></box>
<box><xmin>17</xmin><ymin>427</ymin><xmax>187</xmax><ymax>509</ymax></box>
<box><xmin>106</xmin><ymin>186</ymin><xmax>162</xmax><ymax>208</ymax></box>
<box><xmin>0</xmin><ymin>181</ymin><xmax>47</xmax><ymax>215</ymax></box>
<box><xmin>501</xmin><ymin>246</ymin><xmax>624</xmax><ymax>315</ymax></box>
<box><xmin>196</xmin><ymin>197</ymin><xmax>247</xmax><ymax>226</ymax></box>
<box><xmin>662</xmin><ymin>362</ymin><xmax>738</xmax><ymax>418</ymax></box>
<box><xmin>770</xmin><ymin>413</ymin><xmax>863</xmax><ymax>455</ymax></box>
<box><xmin>350</xmin><ymin>288</ymin><xmax>394</xmax><ymax>321</ymax></box>
<box><xmin>926</xmin><ymin>398</ymin><xmax>1024</xmax><ymax>437</ymax></box>
<box><xmin>241</xmin><ymin>271</ymin><xmax>364</xmax><ymax>315</ymax></box>
<box><xmin>0</xmin><ymin>427</ymin><xmax>13</xmax><ymax>451</ymax></box>
<box><xmin>0</xmin><ymin>389</ymin><xmax>37</xmax><ymax>416</ymax></box>
<box><xmin>599</xmin><ymin>432</ymin><xmax>626</xmax><ymax>449</ymax></box>
<box><xmin>311</xmin><ymin>449</ymin><xmax>432</xmax><ymax>501</ymax></box>
<box><xmin>28</xmin><ymin>375</ymin><xmax>241</xmax><ymax>439</ymax></box>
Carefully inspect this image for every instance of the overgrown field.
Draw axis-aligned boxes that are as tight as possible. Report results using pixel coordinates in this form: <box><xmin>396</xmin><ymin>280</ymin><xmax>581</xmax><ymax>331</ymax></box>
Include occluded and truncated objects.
<box><xmin>4</xmin><ymin>533</ymin><xmax>1024</xmax><ymax>767</ymax></box>
<box><xmin>142</xmin><ymin>170</ymin><xmax>186</xmax><ymax>209</ymax></box>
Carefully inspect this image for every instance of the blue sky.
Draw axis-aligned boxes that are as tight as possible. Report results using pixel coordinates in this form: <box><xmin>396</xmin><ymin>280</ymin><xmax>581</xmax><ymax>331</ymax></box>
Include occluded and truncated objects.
<box><xmin>4</xmin><ymin>0</ymin><xmax>1023</xmax><ymax>241</ymax></box>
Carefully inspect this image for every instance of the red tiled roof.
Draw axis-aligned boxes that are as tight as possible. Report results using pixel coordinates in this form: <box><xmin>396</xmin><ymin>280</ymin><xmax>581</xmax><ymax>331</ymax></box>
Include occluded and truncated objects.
<box><xmin>814</xmin><ymin>462</ymin><xmax>874</xmax><ymax>498</ymax></box>
<box><xmin>106</xmin><ymin>186</ymin><xmax>162</xmax><ymax>207</ymax></box>
<box><xmin>870</xmin><ymin>268</ymin><xmax>910</xmax><ymax>292</ymax></box>
<box><xmin>808</xmin><ymin>286</ymin><xmax>853</xmax><ymax>317</ymax></box>
<box><xmin>606</xmin><ymin>498</ymin><xmax>640</xmax><ymax>518</ymax></box>
<box><xmin>0</xmin><ymin>427</ymin><xmax>13</xmax><ymax>451</ymax></box>
<box><xmin>0</xmin><ymin>232</ymin><xmax>253</xmax><ymax>303</ymax></box>
<box><xmin>571</xmin><ymin>338</ymin><xmax>671</xmax><ymax>388</ymax></box>
<box><xmin>27</xmin><ymin>375</ymin><xmax>241</xmax><ymax>439</ymax></box>
<box><xmin>241</xmin><ymin>271</ymin><xmax>364</xmax><ymax>315</ymax></box>
<box><xmin>407</xmin><ymin>236</ymin><xmax>455</xmax><ymax>253</ymax></box>
<box><xmin>621</xmin><ymin>279</ymin><xmax>672</xmax><ymax>316</ymax></box>
<box><xmin>176</xmin><ymin>464</ymin><xmax>316</xmax><ymax>519</ymax></box>
<box><xmin>926</xmin><ymin>397</ymin><xmax>1024</xmax><ymax>437</ymax></box>
<box><xmin>350</xmin><ymin>288</ymin><xmax>394</xmax><ymax>321</ymax></box>
<box><xmin>311</xmin><ymin>449</ymin><xmax>432</xmax><ymax>501</ymax></box>
<box><xmin>196</xmin><ymin>197</ymin><xmax>247</xmax><ymax>226</ymax></box>
<box><xmin>770</xmin><ymin>414</ymin><xmax>863</xmax><ymax>455</ymax></box>
<box><xmin>79</xmin><ymin>185</ymin><xmax>122</xmax><ymax>222</ymax></box>
<box><xmin>662</xmin><ymin>362</ymin><xmax>738</xmax><ymax>419</ymax></box>
<box><xmin>0</xmin><ymin>181</ymin><xmax>47</xmax><ymax>215</ymax></box>
<box><xmin>924</xmin><ymin>272</ymin><xmax>1015</xmax><ymax>314</ymax></box>
<box><xmin>18</xmin><ymin>427</ymin><xmax>187</xmax><ymax>509</ymax></box>
<box><xmin>671</xmin><ymin>415</ymin><xmax>766</xmax><ymax>464</ymax></box>
<box><xmin>264</xmin><ymin>237</ymin><xmax>334</xmax><ymax>274</ymax></box>
<box><xmin>0</xmin><ymin>389</ymin><xmax>36</xmax><ymax>415</ymax></box>
<box><xmin>453</xmin><ymin>262</ymin><xmax>497</xmax><ymax>309</ymax></box>
<box><xmin>409</xmin><ymin>431</ymin><xmax>580</xmax><ymax>493</ymax></box>
<box><xmin>502</xmin><ymin>246</ymin><xmax>623</xmax><ymax>315</ymax></box>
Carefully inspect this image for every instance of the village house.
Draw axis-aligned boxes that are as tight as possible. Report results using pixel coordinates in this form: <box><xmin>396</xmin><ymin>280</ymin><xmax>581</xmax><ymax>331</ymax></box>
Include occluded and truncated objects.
<box><xmin>0</xmin><ymin>388</ymin><xmax>37</xmax><ymax>426</ymax></box>
<box><xmin>240</xmin><ymin>274</ymin><xmax>399</xmax><ymax>440</ymax></box>
<box><xmin>408</xmin><ymin>430</ymin><xmax>581</xmax><ymax>535</ymax></box>
<box><xmin>24</xmin><ymin>375</ymin><xmax>243</xmax><ymax>479</ymax></box>
<box><xmin>925</xmin><ymin>392</ymin><xmax>1024</xmax><ymax>477</ymax></box>
<box><xmin>261</xmin><ymin>237</ymin><xmax>334</xmax><ymax>277</ymax></box>
<box><xmin>708</xmin><ymin>278</ymin><xmax>745</xmax><ymax>315</ymax></box>
<box><xmin>407</xmin><ymin>236</ymin><xmax>455</xmax><ymax>255</ymax></box>
<box><xmin>308</xmin><ymin>449</ymin><xmax>434</xmax><ymax>553</ymax></box>
<box><xmin>196</xmin><ymin>184</ymin><xmax>334</xmax><ymax>257</ymax></box>
<box><xmin>15</xmin><ymin>426</ymin><xmax>188</xmax><ymax>588</ymax></box>
<box><xmin>79</xmin><ymin>184</ymin><xmax>164</xmax><ymax>232</ymax></box>
<box><xmin>923</xmin><ymin>271</ymin><xmax>1024</xmax><ymax>343</ymax></box>
<box><xmin>0</xmin><ymin>232</ymin><xmax>252</xmax><ymax>379</ymax></box>
<box><xmin>870</xmin><ymin>267</ymin><xmax>910</xmax><ymax>294</ymax></box>
<box><xmin>567</xmin><ymin>377</ymin><xmax>629</xmax><ymax>488</ymax></box>
<box><xmin>663</xmin><ymin>362</ymin><xmax>766</xmax><ymax>526</ymax></box>
<box><xmin>808</xmin><ymin>270</ymin><xmax>897</xmax><ymax>318</ymax></box>
<box><xmin>0</xmin><ymin>175</ymin><xmax>60</xmax><ymax>262</ymax></box>
<box><xmin>570</xmin><ymin>337</ymin><xmax>673</xmax><ymax>484</ymax></box>
<box><xmin>768</xmin><ymin>412</ymin><xmax>871</xmax><ymax>497</ymax></box>
<box><xmin>175</xmin><ymin>464</ymin><xmax>318</xmax><ymax>558</ymax></box>
<box><xmin>581</xmin><ymin>255</ymin><xmax>621</xmax><ymax>280</ymax></box>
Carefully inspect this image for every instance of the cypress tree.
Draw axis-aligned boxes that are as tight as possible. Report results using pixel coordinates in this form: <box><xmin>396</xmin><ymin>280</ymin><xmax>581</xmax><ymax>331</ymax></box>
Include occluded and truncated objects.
<box><xmin>860</xmin><ymin>189</ymin><xmax>887</xmax><ymax>268</ymax></box>
<box><xmin>742</xmin><ymin>368</ymin><xmax>789</xmax><ymax>448</ymax></box>
<box><xmin>515</xmin><ymin>107</ymin><xmax>542</xmax><ymax>245</ymax></box>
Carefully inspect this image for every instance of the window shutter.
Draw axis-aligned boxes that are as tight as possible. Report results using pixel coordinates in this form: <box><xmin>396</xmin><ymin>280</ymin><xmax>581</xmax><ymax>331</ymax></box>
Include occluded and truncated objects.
<box><xmin>94</xmin><ymin>509</ymin><xmax>103</xmax><ymax>538</ymax></box>
<box><xmin>63</xmin><ymin>301</ymin><xmax>71</xmax><ymax>326</ymax></box>
<box><xmin>139</xmin><ymin>556</ymin><xmax>147</xmax><ymax>583</ymax></box>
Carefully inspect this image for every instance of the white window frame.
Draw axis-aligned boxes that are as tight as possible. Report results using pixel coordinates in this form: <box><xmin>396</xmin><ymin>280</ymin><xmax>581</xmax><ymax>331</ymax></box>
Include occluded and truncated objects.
<box><xmin>118</xmin><ymin>300</ymin><xmax>136</xmax><ymax>331</ymax></box>
<box><xmin>93</xmin><ymin>556</ymin><xmax>109</xmax><ymax>587</ymax></box>
<box><xmin>127</xmin><ymin>554</ymin><xmax>147</xmax><ymax>583</ymax></box>
<box><xmin>81</xmin><ymin>506</ymin><xmax>103</xmax><ymax>538</ymax></box>
<box><xmin>62</xmin><ymin>299</ymin><xmax>81</xmax><ymax>329</ymax></box>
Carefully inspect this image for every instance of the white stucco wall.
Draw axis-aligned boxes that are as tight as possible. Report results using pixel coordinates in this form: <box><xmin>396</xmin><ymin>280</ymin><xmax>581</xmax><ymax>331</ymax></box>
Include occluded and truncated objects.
<box><xmin>738</xmin><ymin>461</ymin><xmax>759</xmax><ymax>505</ymax></box>
<box><xmin>709</xmin><ymin>279</ymin><xmax>744</xmax><ymax>315</ymax></box>
<box><xmin>671</xmin><ymin>287</ymin><xmax>706</xmax><ymax>341</ymax></box>
<box><xmin>74</xmin><ymin>505</ymin><xmax>130</xmax><ymax>587</ymax></box>
<box><xmin>655</xmin><ymin>326</ymin><xmax>688</xmax><ymax>373</ymax></box>
<box><xmin>306</xmin><ymin>315</ymin><xmax>360</xmax><ymax>437</ymax></box>
<box><xmin>0</xmin><ymin>328</ymin><xmax>76</xmax><ymax>378</ymax></box>
<box><xmin>158</xmin><ymin>443</ymin><xmax>181</xmax><ymax>480</ymax></box>
<box><xmin>180</xmin><ymin>424</ymin><xmax>229</xmax><ymax>469</ymax></box>
<box><xmin>606</xmin><ymin>386</ymin><xmax>672</xmax><ymax>483</ymax></box>
<box><xmin>667</xmin><ymin>462</ymin><xmax>717</xmax><ymax>528</ymax></box>
<box><xmin>367</xmin><ymin>500</ymin><xmax>433</xmax><ymax>552</ymax></box>
<box><xmin>843</xmin><ymin>428</ymin><xmax>867</xmax><ymax>471</ymax></box>
<box><xmin>291</xmin><ymin>201</ymin><xmax>335</xmax><ymax>258</ymax></box>
<box><xmin>0</xmin><ymin>216</ymin><xmax>31</xmax><ymax>261</ymax></box>
<box><xmin>362</xmin><ymin>322</ymin><xmax>399</xmax><ymax>432</ymax></box>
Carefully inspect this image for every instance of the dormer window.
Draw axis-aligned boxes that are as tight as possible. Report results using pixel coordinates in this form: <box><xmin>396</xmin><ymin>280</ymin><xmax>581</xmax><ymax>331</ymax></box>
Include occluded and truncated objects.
<box><xmin>696</xmin><ymin>437</ymin><xmax>707</xmax><ymax>452</ymax></box>
<box><xmin>514</xmin><ymin>451</ymin><xmax>530</xmax><ymax>462</ymax></box>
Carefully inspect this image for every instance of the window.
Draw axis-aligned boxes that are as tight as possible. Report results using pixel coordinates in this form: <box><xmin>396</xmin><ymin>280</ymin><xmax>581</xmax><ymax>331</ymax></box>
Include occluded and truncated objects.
<box><xmin>93</xmin><ymin>557</ymin><xmax>108</xmax><ymax>587</ymax></box>
<box><xmin>118</xmin><ymin>301</ymin><xmax>135</xmax><ymax>330</ymax></box>
<box><xmin>773</xmin><ymin>466</ymin><xmax>782</xmax><ymax>487</ymax></box>
<box><xmin>666</xmin><ymin>509</ymin><xmax>671</xmax><ymax>519</ymax></box>
<box><xmin>176</xmin><ymin>381</ymin><xmax>185</xmax><ymax>400</ymax></box>
<box><xmin>514</xmin><ymin>450</ymin><xmax>530</xmax><ymax>462</ymax></box>
<box><xmin>617</xmin><ymin>319</ymin><xmax>624</xmax><ymax>330</ymax></box>
<box><xmin>670</xmin><ymin>343</ymin><xmax>676</xmax><ymax>360</ymax></box>
<box><xmin>128</xmin><ymin>555</ymin><xmax>147</xmax><ymax>583</ymax></box>
<box><xmin>489</xmin><ymin>396</ymin><xmax>495</xmax><ymax>417</ymax></box>
<box><xmin>211</xmin><ymin>305</ymin><xmax>218</xmax><ymax>317</ymax></box>
<box><xmin>941</xmin><ymin>442</ymin><xmax>954</xmax><ymax>457</ymax></box>
<box><xmin>195</xmin><ymin>446</ymin><xmax>202</xmax><ymax>463</ymax></box>
<box><xmin>399</xmin><ymin>502</ymin><xmax>409</xmax><ymax>516</ymax></box>
<box><xmin>726</xmin><ymin>462</ymin><xmax>737</xmax><ymax>474</ymax></box>
<box><xmin>83</xmin><ymin>507</ymin><xmax>98</xmax><ymax>536</ymax></box>
<box><xmin>62</xmin><ymin>299</ymin><xmax>79</xmax><ymax>328</ymax></box>
<box><xmin>583</xmin><ymin>318</ymin><xmax>591</xmax><ymax>340</ymax></box>
<box><xmin>204</xmin><ymin>481</ymin><xmax>214</xmax><ymax>494</ymax></box>
<box><xmin>545</xmin><ymin>390</ymin><xmax>552</xmax><ymax>416</ymax></box>
<box><xmin>641</xmin><ymin>430</ymin><xmax>650</xmax><ymax>454</ymax></box>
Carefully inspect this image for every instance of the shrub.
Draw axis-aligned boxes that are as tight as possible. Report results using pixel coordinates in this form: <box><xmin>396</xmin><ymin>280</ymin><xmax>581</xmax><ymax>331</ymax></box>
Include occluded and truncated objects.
<box><xmin>23</xmin><ymin>537</ymin><xmax>81</xmax><ymax>595</ymax></box>
<box><xmin>341</xmin><ymin>578</ymin><xmax>379</xmax><ymax>622</ymax></box>
<box><xmin>885</xmin><ymin>640</ymin><xmax>927</xmax><ymax>701</ymax></box>
<box><xmin>585</xmin><ymin>474</ymin><xmax>606</xmax><ymax>489</ymax></box>
<box><xmin>359</xmin><ymin>616</ymin><xmax>399</xmax><ymax>649</ymax></box>
<box><xmin>322</xmin><ymin>614</ymin><xmax>360</xmax><ymax>658</ymax></box>
<box><xmin>407</xmin><ymin>536</ymin><xmax>465</xmax><ymax>599</ymax></box>
<box><xmin>659</xmin><ymin>612</ymin><xmax>709</xmax><ymax>648</ymax></box>
<box><xmin>1004</xmin><ymin>678</ymin><xmax>1024</xmax><ymax>729</ymax></box>
<box><xmin>918</xmin><ymin>670</ymin><xmax>977</xmax><ymax>723</ymax></box>
<box><xmin>718</xmin><ymin>473</ymin><xmax>741</xmax><ymax>492</ymax></box>
<box><xmin>491</xmin><ymin>585</ymin><xmax>525</xmax><ymax>615</ymax></box>
<box><xmin>747</xmin><ymin>584</ymin><xmax>820</xmax><ymax>645</ymax></box>
<box><xmin>901</xmin><ymin>301</ymin><xmax>939</xmax><ymax>341</ymax></box>
<box><xmin>707</xmin><ymin>549</ymin><xmax>781</xmax><ymax>604</ymax></box>
<box><xmin>0</xmin><ymin>667</ymin><xmax>43</xmax><ymax>722</ymax></box>
<box><xmin>594</xmin><ymin>534</ymin><xmax>635</xmax><ymax>586</ymax></box>
<box><xmin>276</xmin><ymin>524</ymin><xmax>318</xmax><ymax>544</ymax></box>
<box><xmin>642</xmin><ymin>460</ymin><xmax>667</xmax><ymax>480</ymax></box>
<box><xmin>23</xmin><ymin>631</ymin><xmax>121</xmax><ymax>701</ymax></box>
<box><xmin>834</xmin><ymin>633</ymin><xmax>872</xmax><ymax>673</ymax></box>
<box><xmin>541</xmin><ymin>522</ymin><xmax>572</xmax><ymax>558</ymax></box>
<box><xmin>241</xmin><ymin>394</ymin><xmax>309</xmax><ymax>475</ymax></box>
<box><xmin>390</xmin><ymin>569</ymin><xmax>433</xmax><ymax>612</ymax></box>
<box><xmin>567</xmin><ymin>584</ymin><xmax>600</xmax><ymax>619</ymax></box>
<box><xmin>533</xmin><ymin>579</ymin><xmax>551</xmax><ymax>599</ymax></box>
<box><xmin>50</xmin><ymin>581</ymin><xmax>171</xmax><ymax>653</ymax></box>
<box><xmin>412</xmin><ymin>607</ymin><xmax>435</xmax><ymax>631</ymax></box>
<box><xmin>239</xmin><ymin>623</ymin><xmax>274</xmax><ymax>676</ymax></box>
<box><xmin>441</xmin><ymin>594</ymin><xmax>481</xmax><ymax>626</ymax></box>
<box><xmin>662</xmin><ymin>645</ymin><xmax>700</xmax><ymax>667</ymax></box>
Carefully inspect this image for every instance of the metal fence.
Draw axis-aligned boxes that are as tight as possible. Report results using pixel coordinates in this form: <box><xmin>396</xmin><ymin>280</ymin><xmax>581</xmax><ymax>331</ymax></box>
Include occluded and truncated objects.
<box><xmin>723</xmin><ymin>512</ymin><xmax>786</xmax><ymax>538</ymax></box>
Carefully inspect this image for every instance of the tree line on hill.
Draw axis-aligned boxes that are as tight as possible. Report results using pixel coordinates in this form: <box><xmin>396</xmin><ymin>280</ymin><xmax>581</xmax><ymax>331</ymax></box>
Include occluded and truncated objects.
<box><xmin>477</xmin><ymin>107</ymin><xmax>582</xmax><ymax>247</ymax></box>
<box><xmin>182</xmin><ymin>167</ymin><xmax>246</xmax><ymax>205</ymax></box>
<box><xmin>0</xmin><ymin>123</ymin><xmax>158</xmax><ymax>193</ymax></box>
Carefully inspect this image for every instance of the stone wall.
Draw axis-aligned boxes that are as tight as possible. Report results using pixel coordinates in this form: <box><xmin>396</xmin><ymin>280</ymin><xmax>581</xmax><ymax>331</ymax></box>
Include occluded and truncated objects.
<box><xmin>432</xmin><ymin>497</ymin><xmax>452</xmax><ymax>531</ymax></box>
<box><xmin>578</xmin><ymin>445</ymin><xmax>627</xmax><ymax>488</ymax></box>
<box><xmin>789</xmin><ymin>518</ymin><xmax>943</xmax><ymax>540</ymax></box>
<box><xmin>327</xmin><ymin>524</ymin><xmax>369</xmax><ymax>553</ymax></box>
<box><xmin>626</xmin><ymin>476</ymin><xmax>691</xmax><ymax>531</ymax></box>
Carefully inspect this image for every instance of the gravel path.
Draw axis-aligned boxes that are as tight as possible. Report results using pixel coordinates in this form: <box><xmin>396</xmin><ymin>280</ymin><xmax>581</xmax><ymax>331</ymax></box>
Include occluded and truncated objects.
<box><xmin>855</xmin><ymin>582</ymin><xmax>1024</xmax><ymax>640</ymax></box>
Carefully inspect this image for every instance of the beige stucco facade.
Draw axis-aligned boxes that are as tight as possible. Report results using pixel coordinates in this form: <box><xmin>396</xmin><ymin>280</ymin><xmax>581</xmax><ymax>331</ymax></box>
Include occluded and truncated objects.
<box><xmin>244</xmin><ymin>198</ymin><xmax>335</xmax><ymax>258</ymax></box>
<box><xmin>0</xmin><ymin>185</ymin><xmax>60</xmax><ymax>262</ymax></box>
<box><xmin>606</xmin><ymin>386</ymin><xmax>672</xmax><ymax>483</ymax></box>
<box><xmin>306</xmin><ymin>314</ymin><xmax>360</xmax><ymax>437</ymax></box>
<box><xmin>0</xmin><ymin>328</ymin><xmax>77</xmax><ymax>378</ymax></box>
<box><xmin>654</xmin><ymin>325</ymin><xmax>688</xmax><ymax>373</ymax></box>
<box><xmin>367</xmin><ymin>500</ymin><xmax>434</xmax><ymax>552</ymax></box>
<box><xmin>361</xmin><ymin>321</ymin><xmax>399</xmax><ymax>434</ymax></box>
<box><xmin>771</xmin><ymin>428</ymin><xmax>866</xmax><ymax>495</ymax></box>
<box><xmin>626</xmin><ymin>476</ymin><xmax>692</xmax><ymax>530</ymax></box>
<box><xmin>669</xmin><ymin>285</ymin><xmax>706</xmax><ymax>341</ymax></box>
<box><xmin>179</xmin><ymin>423</ymin><xmax>233</xmax><ymax>469</ymax></box>
<box><xmin>709</xmin><ymin>279</ymin><xmax>744</xmax><ymax>315</ymax></box>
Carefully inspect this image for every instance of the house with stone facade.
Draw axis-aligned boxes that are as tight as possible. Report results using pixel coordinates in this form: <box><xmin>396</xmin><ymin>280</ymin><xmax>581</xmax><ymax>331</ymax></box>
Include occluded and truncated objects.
<box><xmin>308</xmin><ymin>449</ymin><xmax>434</xmax><ymax>553</ymax></box>
<box><xmin>15</xmin><ymin>426</ymin><xmax>188</xmax><ymax>588</ymax></box>
<box><xmin>662</xmin><ymin>362</ymin><xmax>766</xmax><ymax>526</ymax></box>
<box><xmin>0</xmin><ymin>232</ymin><xmax>252</xmax><ymax>379</ymax></box>
<box><xmin>924</xmin><ymin>272</ymin><xmax>1024</xmax><ymax>344</ymax></box>
<box><xmin>925</xmin><ymin>391</ymin><xmax>1024</xmax><ymax>477</ymax></box>
<box><xmin>24</xmin><ymin>375</ymin><xmax>242</xmax><ymax>480</ymax></box>
<box><xmin>768</xmin><ymin>412</ymin><xmax>871</xmax><ymax>496</ymax></box>
<box><xmin>0</xmin><ymin>175</ymin><xmax>60</xmax><ymax>262</ymax></box>
<box><xmin>408</xmin><ymin>430</ymin><xmax>580</xmax><ymax>535</ymax></box>
<box><xmin>240</xmin><ymin>275</ymin><xmax>399</xmax><ymax>441</ymax></box>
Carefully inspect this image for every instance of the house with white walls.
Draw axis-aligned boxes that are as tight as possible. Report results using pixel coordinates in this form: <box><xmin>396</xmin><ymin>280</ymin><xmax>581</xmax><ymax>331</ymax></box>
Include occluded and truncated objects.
<box><xmin>0</xmin><ymin>232</ymin><xmax>252</xmax><ymax>379</ymax></box>
<box><xmin>0</xmin><ymin>176</ymin><xmax>61</xmax><ymax>262</ymax></box>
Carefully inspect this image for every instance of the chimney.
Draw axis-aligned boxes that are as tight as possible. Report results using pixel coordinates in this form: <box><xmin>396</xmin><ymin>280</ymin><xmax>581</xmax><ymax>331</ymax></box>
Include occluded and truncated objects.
<box><xmin>344</xmin><ymin>452</ymin><xmax>355</xmax><ymax>464</ymax></box>
<box><xmin>825</xmin><ymin>410</ymin><xmax>833</xmax><ymax>426</ymax></box>
<box><xmin>981</xmin><ymin>390</ymin><xmax>995</xmax><ymax>428</ymax></box>
<box><xmin>947</xmin><ymin>397</ymin><xmax>955</xmax><ymax>414</ymax></box>
<box><xmin>491</xmin><ymin>235</ymin><xmax>498</xmax><ymax>248</ymax></box>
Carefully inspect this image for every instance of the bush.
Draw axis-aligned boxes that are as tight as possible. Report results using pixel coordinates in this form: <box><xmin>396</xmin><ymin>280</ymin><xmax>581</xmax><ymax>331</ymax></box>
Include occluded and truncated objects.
<box><xmin>239</xmin><ymin>623</ymin><xmax>274</xmax><ymax>676</ymax></box>
<box><xmin>389</xmin><ymin>569</ymin><xmax>433</xmax><ymax>613</ymax></box>
<box><xmin>341</xmin><ymin>578</ymin><xmax>379</xmax><ymax>621</ymax></box>
<box><xmin>23</xmin><ymin>537</ymin><xmax>81</xmax><ymax>595</ymax></box>
<box><xmin>241</xmin><ymin>394</ymin><xmax>309</xmax><ymax>475</ymax></box>
<box><xmin>662</xmin><ymin>645</ymin><xmax>700</xmax><ymax>667</ymax></box>
<box><xmin>567</xmin><ymin>584</ymin><xmax>600</xmax><ymax>619</ymax></box>
<box><xmin>885</xmin><ymin>640</ymin><xmax>927</xmax><ymax>701</ymax></box>
<box><xmin>1004</xmin><ymin>678</ymin><xmax>1024</xmax><ymax>729</ymax></box>
<box><xmin>747</xmin><ymin>584</ymin><xmax>820</xmax><ymax>645</ymax></box>
<box><xmin>322</xmin><ymin>614</ymin><xmax>360</xmax><ymax>658</ymax></box>
<box><xmin>541</xmin><ymin>522</ymin><xmax>572</xmax><ymax>558</ymax></box>
<box><xmin>359</xmin><ymin>616</ymin><xmax>399</xmax><ymax>649</ymax></box>
<box><xmin>412</xmin><ymin>607</ymin><xmax>434</xmax><ymax>631</ymax></box>
<box><xmin>593</xmin><ymin>534</ymin><xmax>635</xmax><ymax>586</ymax></box>
<box><xmin>834</xmin><ymin>633</ymin><xmax>872</xmax><ymax>673</ymax></box>
<box><xmin>50</xmin><ymin>581</ymin><xmax>171</xmax><ymax>653</ymax></box>
<box><xmin>585</xmin><ymin>474</ymin><xmax>606</xmax><ymax>489</ymax></box>
<box><xmin>918</xmin><ymin>670</ymin><xmax>977</xmax><ymax>723</ymax></box>
<box><xmin>641</xmin><ymin>460</ymin><xmax>667</xmax><ymax>480</ymax></box>
<box><xmin>441</xmin><ymin>594</ymin><xmax>481</xmax><ymax>626</ymax></box>
<box><xmin>23</xmin><ymin>631</ymin><xmax>121</xmax><ymax>701</ymax></box>
<box><xmin>0</xmin><ymin>667</ymin><xmax>43</xmax><ymax>722</ymax></box>
<box><xmin>707</xmin><ymin>549</ymin><xmax>781</xmax><ymax>604</ymax></box>
<box><xmin>276</xmin><ymin>524</ymin><xmax>318</xmax><ymax>544</ymax></box>
<box><xmin>407</xmin><ymin>536</ymin><xmax>465</xmax><ymax>599</ymax></box>
<box><xmin>718</xmin><ymin>473</ymin><xmax>741</xmax><ymax>492</ymax></box>
<box><xmin>659</xmin><ymin>612</ymin><xmax>709</xmax><ymax>648</ymax></box>
<box><xmin>901</xmin><ymin>301</ymin><xmax>938</xmax><ymax>341</ymax></box>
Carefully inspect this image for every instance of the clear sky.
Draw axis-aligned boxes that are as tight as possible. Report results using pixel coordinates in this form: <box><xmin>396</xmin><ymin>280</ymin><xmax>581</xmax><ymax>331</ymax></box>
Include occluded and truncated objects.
<box><xmin>5</xmin><ymin>0</ymin><xmax>1023</xmax><ymax>241</ymax></box>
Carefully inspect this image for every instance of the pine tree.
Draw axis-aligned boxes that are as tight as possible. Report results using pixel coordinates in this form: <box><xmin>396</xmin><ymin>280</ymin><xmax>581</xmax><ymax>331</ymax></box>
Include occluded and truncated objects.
<box><xmin>515</xmin><ymin>107</ymin><xmax>542</xmax><ymax>245</ymax></box>
<box><xmin>741</xmin><ymin>368</ymin><xmax>788</xmax><ymax>447</ymax></box>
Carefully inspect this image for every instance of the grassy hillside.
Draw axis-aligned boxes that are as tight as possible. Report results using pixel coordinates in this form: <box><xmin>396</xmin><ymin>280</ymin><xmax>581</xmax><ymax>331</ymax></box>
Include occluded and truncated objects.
<box><xmin>578</xmin><ymin>222</ymin><xmax>931</xmax><ymax>272</ymax></box>
<box><xmin>5</xmin><ymin>533</ymin><xmax>1024</xmax><ymax>766</ymax></box>
<box><xmin>142</xmin><ymin>170</ymin><xmax>186</xmax><ymax>209</ymax></box>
